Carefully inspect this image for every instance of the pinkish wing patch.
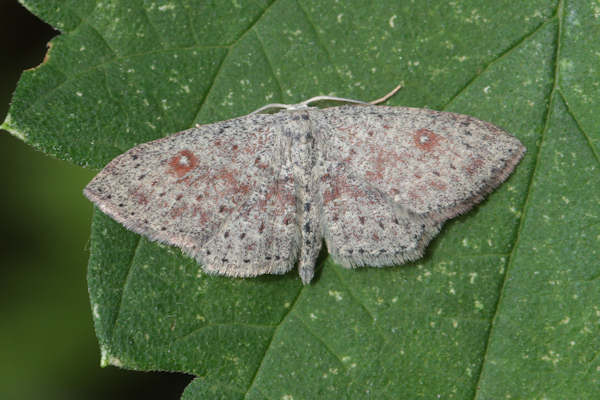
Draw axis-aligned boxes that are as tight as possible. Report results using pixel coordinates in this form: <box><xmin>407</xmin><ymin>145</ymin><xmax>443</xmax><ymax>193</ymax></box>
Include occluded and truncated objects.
<box><xmin>84</xmin><ymin>112</ymin><xmax>300</xmax><ymax>276</ymax></box>
<box><xmin>318</xmin><ymin>105</ymin><xmax>525</xmax><ymax>223</ymax></box>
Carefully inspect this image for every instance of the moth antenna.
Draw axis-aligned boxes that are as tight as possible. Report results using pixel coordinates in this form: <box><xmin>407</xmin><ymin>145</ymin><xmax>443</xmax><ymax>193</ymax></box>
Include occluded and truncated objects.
<box><xmin>251</xmin><ymin>83</ymin><xmax>403</xmax><ymax>114</ymax></box>
<box><xmin>369</xmin><ymin>83</ymin><xmax>403</xmax><ymax>105</ymax></box>
<box><xmin>250</xmin><ymin>103</ymin><xmax>295</xmax><ymax>114</ymax></box>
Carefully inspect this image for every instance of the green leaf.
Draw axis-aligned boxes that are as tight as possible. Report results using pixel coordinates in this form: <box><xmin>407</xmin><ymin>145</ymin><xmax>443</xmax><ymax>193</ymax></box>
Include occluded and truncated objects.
<box><xmin>5</xmin><ymin>0</ymin><xmax>599</xmax><ymax>398</ymax></box>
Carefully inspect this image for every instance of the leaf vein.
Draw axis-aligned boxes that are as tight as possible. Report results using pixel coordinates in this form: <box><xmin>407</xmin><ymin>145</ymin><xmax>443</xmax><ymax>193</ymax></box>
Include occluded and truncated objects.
<box><xmin>445</xmin><ymin>16</ymin><xmax>555</xmax><ymax>110</ymax></box>
<box><xmin>101</xmin><ymin>67</ymin><xmax>132</xmax><ymax>152</ymax></box>
<box><xmin>139</xmin><ymin>5</ymin><xmax>165</xmax><ymax>49</ymax></box>
<box><xmin>295</xmin><ymin>314</ymin><xmax>349</xmax><ymax>372</ymax></box>
<box><xmin>294</xmin><ymin>0</ymin><xmax>343</xmax><ymax>89</ymax></box>
<box><xmin>253</xmin><ymin>29</ymin><xmax>285</xmax><ymax>102</ymax></box>
<box><xmin>243</xmin><ymin>284</ymin><xmax>303</xmax><ymax>398</ymax></box>
<box><xmin>330</xmin><ymin>266</ymin><xmax>389</xmax><ymax>344</ymax></box>
<box><xmin>62</xmin><ymin>2</ymin><xmax>100</xmax><ymax>35</ymax></box>
<box><xmin>559</xmin><ymin>89</ymin><xmax>600</xmax><ymax>167</ymax></box>
<box><xmin>472</xmin><ymin>2</ymin><xmax>563</xmax><ymax>398</ymax></box>
<box><xmin>179</xmin><ymin>0</ymin><xmax>199</xmax><ymax>46</ymax></box>
<box><xmin>19</xmin><ymin>45</ymin><xmax>225</xmax><ymax>117</ymax></box>
<box><xmin>110</xmin><ymin>235</ymin><xmax>142</xmax><ymax>341</ymax></box>
<box><xmin>189</xmin><ymin>0</ymin><xmax>279</xmax><ymax>125</ymax></box>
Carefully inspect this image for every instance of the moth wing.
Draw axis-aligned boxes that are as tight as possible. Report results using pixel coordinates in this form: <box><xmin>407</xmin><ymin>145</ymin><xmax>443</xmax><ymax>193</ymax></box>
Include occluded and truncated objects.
<box><xmin>315</xmin><ymin>105</ymin><xmax>525</xmax><ymax>267</ymax></box>
<box><xmin>200</xmin><ymin>163</ymin><xmax>300</xmax><ymax>277</ymax></box>
<box><xmin>319</xmin><ymin>164</ymin><xmax>442</xmax><ymax>267</ymax></box>
<box><xmin>318</xmin><ymin>105</ymin><xmax>525</xmax><ymax>223</ymax></box>
<box><xmin>84</xmin><ymin>112</ymin><xmax>300</xmax><ymax>277</ymax></box>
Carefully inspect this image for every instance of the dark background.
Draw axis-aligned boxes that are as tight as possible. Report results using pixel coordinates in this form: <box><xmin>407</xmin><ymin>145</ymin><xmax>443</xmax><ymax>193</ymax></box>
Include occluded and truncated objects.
<box><xmin>0</xmin><ymin>1</ymin><xmax>193</xmax><ymax>398</ymax></box>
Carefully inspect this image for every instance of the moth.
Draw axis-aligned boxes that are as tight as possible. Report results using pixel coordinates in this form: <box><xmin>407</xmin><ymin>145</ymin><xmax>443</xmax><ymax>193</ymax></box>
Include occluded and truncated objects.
<box><xmin>84</xmin><ymin>86</ymin><xmax>525</xmax><ymax>284</ymax></box>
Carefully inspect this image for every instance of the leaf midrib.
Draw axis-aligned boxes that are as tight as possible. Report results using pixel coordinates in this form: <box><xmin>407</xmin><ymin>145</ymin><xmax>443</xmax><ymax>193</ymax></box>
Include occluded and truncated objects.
<box><xmin>471</xmin><ymin>1</ymin><xmax>563</xmax><ymax>398</ymax></box>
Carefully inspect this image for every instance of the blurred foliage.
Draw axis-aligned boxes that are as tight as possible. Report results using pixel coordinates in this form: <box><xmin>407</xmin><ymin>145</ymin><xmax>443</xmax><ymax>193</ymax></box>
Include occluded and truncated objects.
<box><xmin>0</xmin><ymin>0</ymin><xmax>191</xmax><ymax>399</ymax></box>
